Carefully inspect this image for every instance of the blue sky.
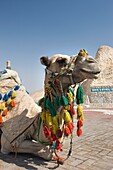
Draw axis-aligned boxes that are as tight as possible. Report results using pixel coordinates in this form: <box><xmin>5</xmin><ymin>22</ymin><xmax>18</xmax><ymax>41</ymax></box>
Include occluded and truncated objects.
<box><xmin>0</xmin><ymin>0</ymin><xmax>113</xmax><ymax>93</ymax></box>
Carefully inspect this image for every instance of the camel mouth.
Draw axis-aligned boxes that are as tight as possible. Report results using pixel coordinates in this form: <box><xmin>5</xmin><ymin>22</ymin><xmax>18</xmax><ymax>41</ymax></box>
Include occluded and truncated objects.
<box><xmin>81</xmin><ymin>68</ymin><xmax>100</xmax><ymax>78</ymax></box>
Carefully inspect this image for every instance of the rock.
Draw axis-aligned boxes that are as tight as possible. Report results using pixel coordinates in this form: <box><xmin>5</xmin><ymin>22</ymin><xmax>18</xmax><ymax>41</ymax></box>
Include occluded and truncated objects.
<box><xmin>82</xmin><ymin>45</ymin><xmax>113</xmax><ymax>107</ymax></box>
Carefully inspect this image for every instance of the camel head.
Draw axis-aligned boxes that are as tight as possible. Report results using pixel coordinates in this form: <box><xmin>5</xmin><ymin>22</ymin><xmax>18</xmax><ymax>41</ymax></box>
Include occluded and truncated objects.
<box><xmin>40</xmin><ymin>50</ymin><xmax>100</xmax><ymax>90</ymax></box>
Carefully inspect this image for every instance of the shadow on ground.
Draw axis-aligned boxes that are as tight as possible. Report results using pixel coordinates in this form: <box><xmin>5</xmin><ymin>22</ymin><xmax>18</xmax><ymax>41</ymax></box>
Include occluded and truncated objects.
<box><xmin>0</xmin><ymin>152</ymin><xmax>59</xmax><ymax>170</ymax></box>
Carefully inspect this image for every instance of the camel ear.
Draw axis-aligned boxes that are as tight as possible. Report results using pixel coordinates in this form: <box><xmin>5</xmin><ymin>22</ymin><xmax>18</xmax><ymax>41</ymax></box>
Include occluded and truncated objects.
<box><xmin>40</xmin><ymin>56</ymin><xmax>50</xmax><ymax>67</ymax></box>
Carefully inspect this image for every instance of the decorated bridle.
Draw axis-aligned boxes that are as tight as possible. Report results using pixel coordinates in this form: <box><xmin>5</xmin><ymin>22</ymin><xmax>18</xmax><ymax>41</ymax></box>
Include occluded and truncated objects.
<box><xmin>45</xmin><ymin>54</ymin><xmax>77</xmax><ymax>87</ymax></box>
<box><xmin>38</xmin><ymin>49</ymin><xmax>87</xmax><ymax>164</ymax></box>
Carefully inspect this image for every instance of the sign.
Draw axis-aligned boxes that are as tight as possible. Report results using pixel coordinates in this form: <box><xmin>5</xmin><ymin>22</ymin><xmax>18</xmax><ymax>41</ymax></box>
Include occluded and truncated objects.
<box><xmin>91</xmin><ymin>87</ymin><xmax>113</xmax><ymax>92</ymax></box>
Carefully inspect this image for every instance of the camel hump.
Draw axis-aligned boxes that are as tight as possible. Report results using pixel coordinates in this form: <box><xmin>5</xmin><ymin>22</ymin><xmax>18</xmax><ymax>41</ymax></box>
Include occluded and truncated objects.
<box><xmin>0</xmin><ymin>67</ymin><xmax>41</xmax><ymax>142</ymax></box>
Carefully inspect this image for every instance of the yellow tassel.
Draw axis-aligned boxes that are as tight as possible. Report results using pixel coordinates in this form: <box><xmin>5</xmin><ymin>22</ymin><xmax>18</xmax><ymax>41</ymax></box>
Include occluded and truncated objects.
<box><xmin>80</xmin><ymin>114</ymin><xmax>84</xmax><ymax>121</ymax></box>
<box><xmin>11</xmin><ymin>91</ymin><xmax>17</xmax><ymax>99</ymax></box>
<box><xmin>65</xmin><ymin>105</ymin><xmax>70</xmax><ymax>110</ymax></box>
<box><xmin>63</xmin><ymin>109</ymin><xmax>71</xmax><ymax>123</ymax></box>
<box><xmin>77</xmin><ymin>104</ymin><xmax>84</xmax><ymax>120</ymax></box>
<box><xmin>57</xmin><ymin>113</ymin><xmax>62</xmax><ymax>125</ymax></box>
<box><xmin>77</xmin><ymin>105</ymin><xmax>83</xmax><ymax>117</ymax></box>
<box><xmin>52</xmin><ymin>115</ymin><xmax>58</xmax><ymax>126</ymax></box>
<box><xmin>41</xmin><ymin>111</ymin><xmax>46</xmax><ymax>122</ymax></box>
<box><xmin>52</xmin><ymin>124</ymin><xmax>58</xmax><ymax>134</ymax></box>
<box><xmin>46</xmin><ymin>111</ymin><xmax>52</xmax><ymax>126</ymax></box>
<box><xmin>0</xmin><ymin>103</ymin><xmax>5</xmax><ymax>110</ymax></box>
<box><xmin>48</xmin><ymin>113</ymin><xmax>53</xmax><ymax>126</ymax></box>
<box><xmin>6</xmin><ymin>98</ymin><xmax>12</xmax><ymax>105</ymax></box>
<box><xmin>67</xmin><ymin>91</ymin><xmax>74</xmax><ymax>103</ymax></box>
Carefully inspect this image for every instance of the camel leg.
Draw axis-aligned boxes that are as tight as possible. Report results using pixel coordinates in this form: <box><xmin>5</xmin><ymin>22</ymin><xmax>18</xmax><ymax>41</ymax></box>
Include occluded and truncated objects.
<box><xmin>1</xmin><ymin>134</ymin><xmax>53</xmax><ymax>160</ymax></box>
<box><xmin>17</xmin><ymin>140</ymin><xmax>53</xmax><ymax>160</ymax></box>
<box><xmin>1</xmin><ymin>134</ymin><xmax>12</xmax><ymax>154</ymax></box>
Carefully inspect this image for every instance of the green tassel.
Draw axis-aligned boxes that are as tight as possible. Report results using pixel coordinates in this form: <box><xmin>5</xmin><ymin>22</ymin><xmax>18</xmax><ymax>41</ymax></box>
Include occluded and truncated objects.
<box><xmin>44</xmin><ymin>97</ymin><xmax>56</xmax><ymax>117</ymax></box>
<box><xmin>76</xmin><ymin>85</ymin><xmax>84</xmax><ymax>104</ymax></box>
<box><xmin>54</xmin><ymin>96</ymin><xmax>60</xmax><ymax>107</ymax></box>
<box><xmin>59</xmin><ymin>95</ymin><xmax>68</xmax><ymax>106</ymax></box>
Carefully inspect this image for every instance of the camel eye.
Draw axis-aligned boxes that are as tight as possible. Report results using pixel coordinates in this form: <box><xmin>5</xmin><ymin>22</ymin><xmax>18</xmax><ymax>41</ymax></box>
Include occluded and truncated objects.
<box><xmin>56</xmin><ymin>58</ymin><xmax>68</xmax><ymax>66</ymax></box>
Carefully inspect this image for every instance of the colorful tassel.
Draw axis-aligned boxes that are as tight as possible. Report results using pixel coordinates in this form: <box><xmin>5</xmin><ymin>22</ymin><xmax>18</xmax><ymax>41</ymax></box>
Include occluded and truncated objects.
<box><xmin>76</xmin><ymin>85</ymin><xmax>84</xmax><ymax>105</ymax></box>
<box><xmin>44</xmin><ymin>125</ymin><xmax>51</xmax><ymax>138</ymax></box>
<box><xmin>41</xmin><ymin>111</ymin><xmax>46</xmax><ymax>122</ymax></box>
<box><xmin>2</xmin><ymin>108</ymin><xmax>8</xmax><ymax>116</ymax></box>
<box><xmin>11</xmin><ymin>91</ymin><xmax>17</xmax><ymax>99</ymax></box>
<box><xmin>6</xmin><ymin>98</ymin><xmax>12</xmax><ymax>105</ymax></box>
<box><xmin>10</xmin><ymin>100</ymin><xmax>16</xmax><ymax>107</ymax></box>
<box><xmin>63</xmin><ymin>109</ymin><xmax>71</xmax><ymax>123</ymax></box>
<box><xmin>0</xmin><ymin>115</ymin><xmax>3</xmax><ymax>123</ymax></box>
<box><xmin>0</xmin><ymin>103</ymin><xmax>5</xmax><ymax>110</ymax></box>
<box><xmin>77</xmin><ymin>104</ymin><xmax>83</xmax><ymax>119</ymax></box>
<box><xmin>56</xmin><ymin>140</ymin><xmax>62</xmax><ymax>151</ymax></box>
<box><xmin>77</xmin><ymin>128</ymin><xmax>82</xmax><ymax>137</ymax></box>
<box><xmin>56</xmin><ymin>128</ymin><xmax>62</xmax><ymax>138</ymax></box>
<box><xmin>77</xmin><ymin>119</ymin><xmax>83</xmax><ymax>129</ymax></box>
<box><xmin>46</xmin><ymin>113</ymin><xmax>53</xmax><ymax>126</ymax></box>
<box><xmin>67</xmin><ymin>122</ymin><xmax>74</xmax><ymax>133</ymax></box>
<box><xmin>64</xmin><ymin>126</ymin><xmax>71</xmax><ymax>136</ymax></box>
<box><xmin>52</xmin><ymin>124</ymin><xmax>58</xmax><ymax>134</ymax></box>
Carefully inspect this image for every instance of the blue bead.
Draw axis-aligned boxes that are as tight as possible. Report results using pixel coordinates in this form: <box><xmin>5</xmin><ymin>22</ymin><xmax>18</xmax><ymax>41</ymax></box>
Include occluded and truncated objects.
<box><xmin>8</xmin><ymin>91</ymin><xmax>13</xmax><ymax>97</ymax></box>
<box><xmin>3</xmin><ymin>94</ymin><xmax>9</xmax><ymax>101</ymax></box>
<box><xmin>0</xmin><ymin>94</ymin><xmax>2</xmax><ymax>100</ymax></box>
<box><xmin>14</xmin><ymin>85</ymin><xmax>20</xmax><ymax>91</ymax></box>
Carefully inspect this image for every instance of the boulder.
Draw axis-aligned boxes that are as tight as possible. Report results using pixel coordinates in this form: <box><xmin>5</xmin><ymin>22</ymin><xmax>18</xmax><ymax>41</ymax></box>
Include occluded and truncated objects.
<box><xmin>82</xmin><ymin>45</ymin><xmax>113</xmax><ymax>107</ymax></box>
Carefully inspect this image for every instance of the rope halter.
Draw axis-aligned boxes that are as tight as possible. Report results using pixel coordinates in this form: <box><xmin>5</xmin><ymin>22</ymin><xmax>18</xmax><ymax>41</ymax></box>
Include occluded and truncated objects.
<box><xmin>45</xmin><ymin>55</ymin><xmax>78</xmax><ymax>86</ymax></box>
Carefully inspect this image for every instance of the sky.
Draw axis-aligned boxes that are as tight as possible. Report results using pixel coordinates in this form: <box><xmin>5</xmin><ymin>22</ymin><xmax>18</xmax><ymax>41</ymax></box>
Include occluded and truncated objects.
<box><xmin>0</xmin><ymin>0</ymin><xmax>113</xmax><ymax>93</ymax></box>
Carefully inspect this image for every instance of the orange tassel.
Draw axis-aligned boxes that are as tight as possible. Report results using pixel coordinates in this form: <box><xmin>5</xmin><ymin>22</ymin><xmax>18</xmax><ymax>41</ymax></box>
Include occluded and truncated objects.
<box><xmin>2</xmin><ymin>108</ymin><xmax>8</xmax><ymax>116</ymax></box>
<box><xmin>67</xmin><ymin>122</ymin><xmax>74</xmax><ymax>133</ymax></box>
<box><xmin>44</xmin><ymin>125</ymin><xmax>51</xmax><ymax>138</ymax></box>
<box><xmin>11</xmin><ymin>100</ymin><xmax>16</xmax><ymax>107</ymax></box>
<box><xmin>77</xmin><ymin>128</ymin><xmax>82</xmax><ymax>137</ymax></box>
<box><xmin>77</xmin><ymin>119</ymin><xmax>83</xmax><ymax>129</ymax></box>
<box><xmin>0</xmin><ymin>115</ymin><xmax>3</xmax><ymax>123</ymax></box>
<box><xmin>64</xmin><ymin>126</ymin><xmax>71</xmax><ymax>136</ymax></box>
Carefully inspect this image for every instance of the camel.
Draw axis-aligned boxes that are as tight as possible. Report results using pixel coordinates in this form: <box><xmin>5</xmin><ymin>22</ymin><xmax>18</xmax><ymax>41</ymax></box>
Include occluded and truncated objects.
<box><xmin>0</xmin><ymin>50</ymin><xmax>100</xmax><ymax>161</ymax></box>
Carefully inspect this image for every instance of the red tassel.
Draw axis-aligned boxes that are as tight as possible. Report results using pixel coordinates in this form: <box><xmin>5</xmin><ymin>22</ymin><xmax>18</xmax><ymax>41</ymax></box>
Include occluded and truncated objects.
<box><xmin>44</xmin><ymin>126</ymin><xmax>51</xmax><ymax>138</ymax></box>
<box><xmin>67</xmin><ymin>122</ymin><xmax>74</xmax><ymax>133</ymax></box>
<box><xmin>50</xmin><ymin>133</ymin><xmax>56</xmax><ymax>143</ymax></box>
<box><xmin>0</xmin><ymin>115</ymin><xmax>3</xmax><ymax>123</ymax></box>
<box><xmin>56</xmin><ymin>128</ymin><xmax>62</xmax><ymax>138</ymax></box>
<box><xmin>77</xmin><ymin>119</ymin><xmax>83</xmax><ymax>129</ymax></box>
<box><xmin>56</xmin><ymin>140</ymin><xmax>62</xmax><ymax>151</ymax></box>
<box><xmin>64</xmin><ymin>126</ymin><xmax>71</xmax><ymax>136</ymax></box>
<box><xmin>70</xmin><ymin>104</ymin><xmax>76</xmax><ymax>115</ymax></box>
<box><xmin>2</xmin><ymin>108</ymin><xmax>8</xmax><ymax>116</ymax></box>
<box><xmin>77</xmin><ymin>128</ymin><xmax>82</xmax><ymax>137</ymax></box>
<box><xmin>11</xmin><ymin>100</ymin><xmax>16</xmax><ymax>107</ymax></box>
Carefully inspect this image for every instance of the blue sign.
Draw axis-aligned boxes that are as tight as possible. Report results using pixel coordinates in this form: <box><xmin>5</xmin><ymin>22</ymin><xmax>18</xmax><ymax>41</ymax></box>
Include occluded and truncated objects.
<box><xmin>91</xmin><ymin>87</ymin><xmax>113</xmax><ymax>92</ymax></box>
